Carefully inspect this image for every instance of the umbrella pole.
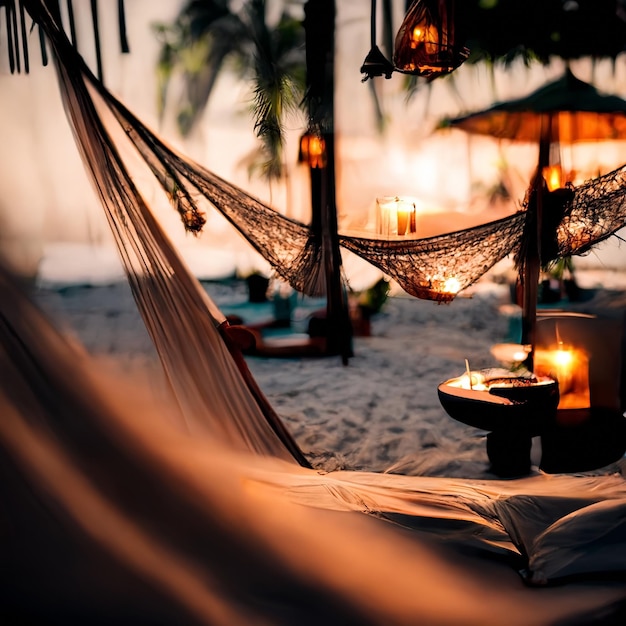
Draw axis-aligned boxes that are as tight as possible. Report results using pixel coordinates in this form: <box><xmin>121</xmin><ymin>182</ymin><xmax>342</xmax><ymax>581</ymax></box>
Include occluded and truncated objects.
<box><xmin>522</xmin><ymin>130</ymin><xmax>551</xmax><ymax>372</ymax></box>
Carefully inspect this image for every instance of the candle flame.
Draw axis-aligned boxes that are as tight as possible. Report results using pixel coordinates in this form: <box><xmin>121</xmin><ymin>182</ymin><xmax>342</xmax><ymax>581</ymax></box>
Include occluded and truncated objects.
<box><xmin>553</xmin><ymin>348</ymin><xmax>573</xmax><ymax>368</ymax></box>
<box><xmin>543</xmin><ymin>165</ymin><xmax>564</xmax><ymax>191</ymax></box>
<box><xmin>442</xmin><ymin>277</ymin><xmax>461</xmax><ymax>294</ymax></box>
<box><xmin>410</xmin><ymin>23</ymin><xmax>439</xmax><ymax>53</ymax></box>
<box><xmin>534</xmin><ymin>345</ymin><xmax>590</xmax><ymax>410</ymax></box>
<box><xmin>412</xmin><ymin>26</ymin><xmax>424</xmax><ymax>41</ymax></box>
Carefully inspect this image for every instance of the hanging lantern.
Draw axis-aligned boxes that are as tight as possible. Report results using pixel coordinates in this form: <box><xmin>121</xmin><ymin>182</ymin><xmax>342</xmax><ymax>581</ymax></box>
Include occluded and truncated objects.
<box><xmin>361</xmin><ymin>0</ymin><xmax>468</xmax><ymax>82</ymax></box>
<box><xmin>299</xmin><ymin>132</ymin><xmax>327</xmax><ymax>169</ymax></box>
<box><xmin>542</xmin><ymin>164</ymin><xmax>566</xmax><ymax>192</ymax></box>
<box><xmin>541</xmin><ymin>140</ymin><xmax>573</xmax><ymax>192</ymax></box>
<box><xmin>393</xmin><ymin>0</ymin><xmax>469</xmax><ymax>78</ymax></box>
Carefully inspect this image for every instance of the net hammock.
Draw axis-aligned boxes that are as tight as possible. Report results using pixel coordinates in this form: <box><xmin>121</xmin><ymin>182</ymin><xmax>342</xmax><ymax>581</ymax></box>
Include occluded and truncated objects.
<box><xmin>28</xmin><ymin>0</ymin><xmax>308</xmax><ymax>466</ymax></box>
<box><xmin>556</xmin><ymin>165</ymin><xmax>626</xmax><ymax>258</ymax></box>
<box><xmin>3</xmin><ymin>5</ymin><xmax>626</xmax><ymax>619</ymax></box>
<box><xmin>19</xmin><ymin>2</ymin><xmax>626</xmax><ymax>305</ymax></box>
<box><xmin>50</xmin><ymin>55</ymin><xmax>626</xmax><ymax>303</ymax></box>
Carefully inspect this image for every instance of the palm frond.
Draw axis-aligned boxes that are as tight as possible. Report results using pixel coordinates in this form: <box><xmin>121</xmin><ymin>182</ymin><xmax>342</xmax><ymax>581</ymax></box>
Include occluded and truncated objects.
<box><xmin>152</xmin><ymin>1</ymin><xmax>248</xmax><ymax>136</ymax></box>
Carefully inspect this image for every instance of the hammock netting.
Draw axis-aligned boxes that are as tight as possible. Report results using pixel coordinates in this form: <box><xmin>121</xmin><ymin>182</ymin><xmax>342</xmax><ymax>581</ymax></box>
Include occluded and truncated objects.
<box><xmin>12</xmin><ymin>3</ymin><xmax>625</xmax><ymax>306</ymax></box>
<box><xmin>3</xmin><ymin>3</ymin><xmax>626</xmax><ymax>621</ymax></box>
<box><xmin>556</xmin><ymin>164</ymin><xmax>626</xmax><ymax>258</ymax></box>
<box><xmin>339</xmin><ymin>212</ymin><xmax>527</xmax><ymax>301</ymax></box>
<box><xmin>104</xmin><ymin>98</ymin><xmax>327</xmax><ymax>298</ymax></box>
<box><xmin>48</xmin><ymin>47</ymin><xmax>626</xmax><ymax>305</ymax></box>
<box><xmin>61</xmin><ymin>59</ymin><xmax>626</xmax><ymax>305</ymax></box>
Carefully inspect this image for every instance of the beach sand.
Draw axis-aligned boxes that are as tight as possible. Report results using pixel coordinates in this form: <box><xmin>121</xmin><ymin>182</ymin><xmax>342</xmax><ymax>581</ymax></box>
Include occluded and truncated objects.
<box><xmin>33</xmin><ymin>268</ymin><xmax>626</xmax><ymax>480</ymax></box>
<box><xmin>0</xmin><ymin>265</ymin><xmax>623</xmax><ymax>625</ymax></box>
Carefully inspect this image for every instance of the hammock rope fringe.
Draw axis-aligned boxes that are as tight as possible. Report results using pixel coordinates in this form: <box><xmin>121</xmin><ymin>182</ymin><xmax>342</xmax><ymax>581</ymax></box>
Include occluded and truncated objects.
<box><xmin>0</xmin><ymin>0</ymin><xmax>129</xmax><ymax>78</ymax></box>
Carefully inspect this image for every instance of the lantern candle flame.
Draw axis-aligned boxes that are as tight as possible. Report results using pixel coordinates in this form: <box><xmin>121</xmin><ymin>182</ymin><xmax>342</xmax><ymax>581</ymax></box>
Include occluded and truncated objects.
<box><xmin>299</xmin><ymin>132</ymin><xmax>326</xmax><ymax>169</ymax></box>
<box><xmin>535</xmin><ymin>343</ymin><xmax>590</xmax><ymax>409</ymax></box>
<box><xmin>543</xmin><ymin>164</ymin><xmax>565</xmax><ymax>191</ymax></box>
<box><xmin>410</xmin><ymin>23</ymin><xmax>439</xmax><ymax>54</ymax></box>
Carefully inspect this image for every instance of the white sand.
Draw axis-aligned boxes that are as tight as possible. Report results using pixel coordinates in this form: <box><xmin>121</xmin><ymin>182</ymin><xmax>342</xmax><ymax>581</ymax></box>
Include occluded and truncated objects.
<box><xmin>33</xmin><ymin>268</ymin><xmax>626</xmax><ymax>480</ymax></box>
<box><xmin>6</xmin><ymin>264</ymin><xmax>624</xmax><ymax>625</ymax></box>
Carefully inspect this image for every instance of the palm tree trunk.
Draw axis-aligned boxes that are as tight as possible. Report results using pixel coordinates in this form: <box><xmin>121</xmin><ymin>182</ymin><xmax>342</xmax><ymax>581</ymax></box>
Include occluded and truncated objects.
<box><xmin>304</xmin><ymin>0</ymin><xmax>353</xmax><ymax>364</ymax></box>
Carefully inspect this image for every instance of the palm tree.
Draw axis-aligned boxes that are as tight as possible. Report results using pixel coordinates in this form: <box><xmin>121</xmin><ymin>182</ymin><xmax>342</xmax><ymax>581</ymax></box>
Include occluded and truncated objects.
<box><xmin>153</xmin><ymin>0</ymin><xmax>307</xmax><ymax>180</ymax></box>
<box><xmin>154</xmin><ymin>0</ymin><xmax>353</xmax><ymax>362</ymax></box>
<box><xmin>302</xmin><ymin>0</ymin><xmax>353</xmax><ymax>363</ymax></box>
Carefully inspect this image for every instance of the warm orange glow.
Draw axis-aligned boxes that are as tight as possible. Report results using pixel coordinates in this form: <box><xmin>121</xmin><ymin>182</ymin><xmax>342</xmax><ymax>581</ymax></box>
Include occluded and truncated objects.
<box><xmin>396</xmin><ymin>206</ymin><xmax>412</xmax><ymax>235</ymax></box>
<box><xmin>491</xmin><ymin>343</ymin><xmax>531</xmax><ymax>365</ymax></box>
<box><xmin>535</xmin><ymin>344</ymin><xmax>590</xmax><ymax>409</ymax></box>
<box><xmin>442</xmin><ymin>276</ymin><xmax>461</xmax><ymax>294</ymax></box>
<box><xmin>542</xmin><ymin>165</ymin><xmax>565</xmax><ymax>191</ymax></box>
<box><xmin>299</xmin><ymin>133</ymin><xmax>326</xmax><ymax>169</ymax></box>
<box><xmin>410</xmin><ymin>22</ymin><xmax>439</xmax><ymax>54</ymax></box>
<box><xmin>376</xmin><ymin>196</ymin><xmax>418</xmax><ymax>236</ymax></box>
<box><xmin>553</xmin><ymin>348</ymin><xmax>573</xmax><ymax>369</ymax></box>
<box><xmin>392</xmin><ymin>1</ymin><xmax>468</xmax><ymax>77</ymax></box>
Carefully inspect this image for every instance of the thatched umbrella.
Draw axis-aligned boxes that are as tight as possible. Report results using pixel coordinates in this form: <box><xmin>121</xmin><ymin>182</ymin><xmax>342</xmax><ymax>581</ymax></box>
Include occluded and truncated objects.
<box><xmin>445</xmin><ymin>68</ymin><xmax>626</xmax><ymax>367</ymax></box>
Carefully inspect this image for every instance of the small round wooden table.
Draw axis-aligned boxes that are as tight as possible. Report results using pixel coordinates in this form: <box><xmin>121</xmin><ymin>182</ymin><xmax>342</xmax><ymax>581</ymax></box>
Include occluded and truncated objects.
<box><xmin>438</xmin><ymin>380</ymin><xmax>560</xmax><ymax>477</ymax></box>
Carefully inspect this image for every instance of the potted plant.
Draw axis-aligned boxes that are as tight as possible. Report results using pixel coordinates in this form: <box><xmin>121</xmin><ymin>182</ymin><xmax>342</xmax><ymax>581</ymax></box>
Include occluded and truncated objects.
<box><xmin>351</xmin><ymin>278</ymin><xmax>390</xmax><ymax>336</ymax></box>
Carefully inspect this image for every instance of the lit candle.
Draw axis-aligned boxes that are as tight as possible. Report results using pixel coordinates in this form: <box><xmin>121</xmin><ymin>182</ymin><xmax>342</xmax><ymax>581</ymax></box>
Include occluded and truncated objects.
<box><xmin>376</xmin><ymin>196</ymin><xmax>418</xmax><ymax>237</ymax></box>
<box><xmin>410</xmin><ymin>23</ymin><xmax>439</xmax><ymax>54</ymax></box>
<box><xmin>396</xmin><ymin>199</ymin><xmax>415</xmax><ymax>235</ymax></box>
<box><xmin>442</xmin><ymin>276</ymin><xmax>461</xmax><ymax>295</ymax></box>
<box><xmin>534</xmin><ymin>344</ymin><xmax>590</xmax><ymax>409</ymax></box>
<box><xmin>553</xmin><ymin>344</ymin><xmax>574</xmax><ymax>391</ymax></box>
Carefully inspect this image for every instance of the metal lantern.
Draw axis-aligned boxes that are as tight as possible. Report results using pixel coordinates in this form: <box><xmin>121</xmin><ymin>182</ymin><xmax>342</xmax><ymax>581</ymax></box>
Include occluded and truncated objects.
<box><xmin>393</xmin><ymin>0</ymin><xmax>469</xmax><ymax>78</ymax></box>
<box><xmin>360</xmin><ymin>0</ymin><xmax>468</xmax><ymax>81</ymax></box>
<box><xmin>298</xmin><ymin>131</ymin><xmax>327</xmax><ymax>169</ymax></box>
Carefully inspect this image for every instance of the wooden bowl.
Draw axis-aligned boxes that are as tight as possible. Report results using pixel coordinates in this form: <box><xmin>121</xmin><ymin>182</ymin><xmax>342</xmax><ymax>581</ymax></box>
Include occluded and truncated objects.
<box><xmin>438</xmin><ymin>376</ymin><xmax>559</xmax><ymax>434</ymax></box>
